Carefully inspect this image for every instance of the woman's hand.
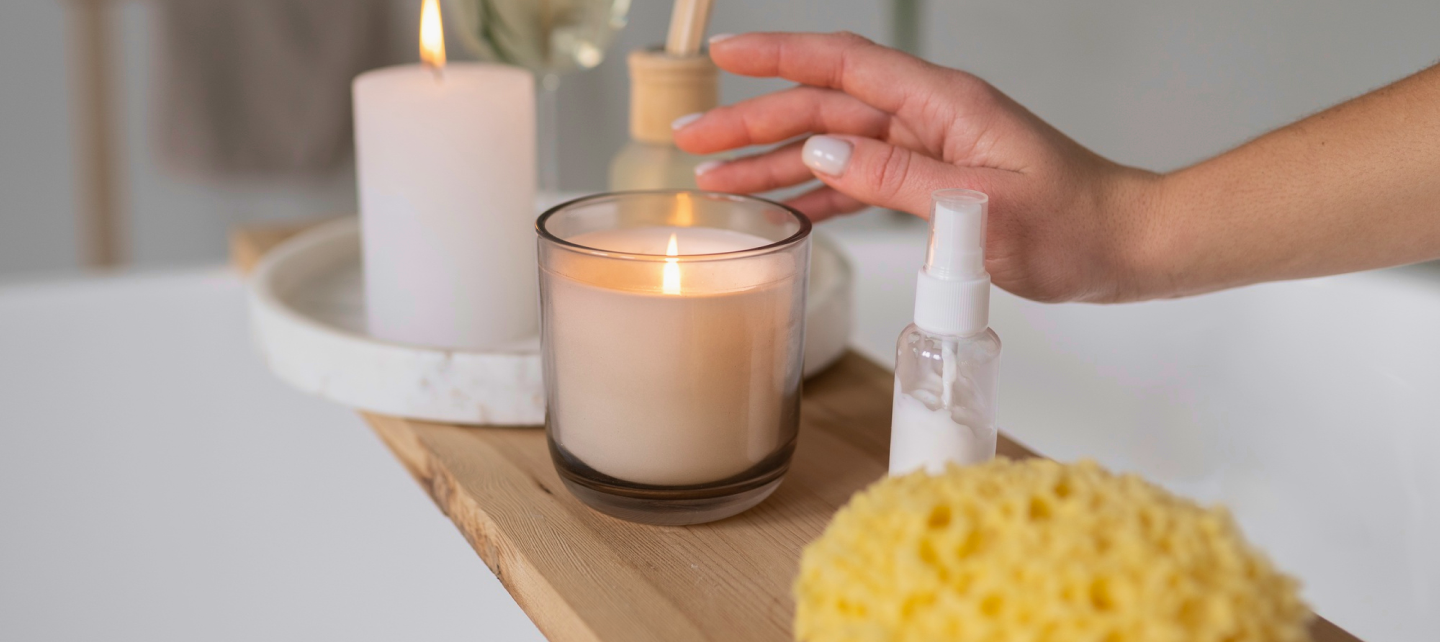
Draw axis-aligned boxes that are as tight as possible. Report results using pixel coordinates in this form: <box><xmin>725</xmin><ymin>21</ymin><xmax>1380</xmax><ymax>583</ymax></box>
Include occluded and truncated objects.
<box><xmin>677</xmin><ymin>33</ymin><xmax>1440</xmax><ymax>303</ymax></box>
<box><xmin>673</xmin><ymin>32</ymin><xmax>1164</xmax><ymax>303</ymax></box>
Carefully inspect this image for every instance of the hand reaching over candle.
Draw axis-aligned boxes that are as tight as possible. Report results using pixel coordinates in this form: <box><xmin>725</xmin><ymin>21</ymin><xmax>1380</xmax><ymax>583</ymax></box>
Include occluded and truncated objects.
<box><xmin>673</xmin><ymin>32</ymin><xmax>1440</xmax><ymax>304</ymax></box>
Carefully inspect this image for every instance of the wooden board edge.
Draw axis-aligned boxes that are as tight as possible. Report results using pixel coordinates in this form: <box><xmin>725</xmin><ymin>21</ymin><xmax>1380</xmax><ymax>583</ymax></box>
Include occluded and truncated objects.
<box><xmin>362</xmin><ymin>412</ymin><xmax>606</xmax><ymax>642</ymax></box>
<box><xmin>1310</xmin><ymin>615</ymin><xmax>1362</xmax><ymax>642</ymax></box>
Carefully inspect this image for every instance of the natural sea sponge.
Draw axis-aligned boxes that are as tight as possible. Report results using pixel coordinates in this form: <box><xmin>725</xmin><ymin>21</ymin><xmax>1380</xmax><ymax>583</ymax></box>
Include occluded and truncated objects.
<box><xmin>794</xmin><ymin>458</ymin><xmax>1312</xmax><ymax>642</ymax></box>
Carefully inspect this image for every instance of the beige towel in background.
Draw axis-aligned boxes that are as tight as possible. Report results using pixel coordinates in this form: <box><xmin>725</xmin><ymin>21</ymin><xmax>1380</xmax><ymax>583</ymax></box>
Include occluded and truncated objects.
<box><xmin>155</xmin><ymin>0</ymin><xmax>398</xmax><ymax>177</ymax></box>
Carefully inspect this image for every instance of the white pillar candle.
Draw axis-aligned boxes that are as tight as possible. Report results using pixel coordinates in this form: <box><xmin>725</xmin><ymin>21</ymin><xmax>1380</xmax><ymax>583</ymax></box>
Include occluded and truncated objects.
<box><xmin>352</xmin><ymin>2</ymin><xmax>536</xmax><ymax>349</ymax></box>
<box><xmin>545</xmin><ymin>226</ymin><xmax>806</xmax><ymax>486</ymax></box>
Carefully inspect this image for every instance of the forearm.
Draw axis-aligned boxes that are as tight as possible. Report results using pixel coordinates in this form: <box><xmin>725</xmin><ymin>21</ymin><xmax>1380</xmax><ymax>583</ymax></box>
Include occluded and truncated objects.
<box><xmin>1141</xmin><ymin>63</ymin><xmax>1440</xmax><ymax>297</ymax></box>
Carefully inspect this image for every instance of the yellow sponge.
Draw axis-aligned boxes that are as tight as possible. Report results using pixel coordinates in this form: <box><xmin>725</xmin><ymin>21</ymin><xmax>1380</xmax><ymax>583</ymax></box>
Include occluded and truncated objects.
<box><xmin>794</xmin><ymin>458</ymin><xmax>1311</xmax><ymax>642</ymax></box>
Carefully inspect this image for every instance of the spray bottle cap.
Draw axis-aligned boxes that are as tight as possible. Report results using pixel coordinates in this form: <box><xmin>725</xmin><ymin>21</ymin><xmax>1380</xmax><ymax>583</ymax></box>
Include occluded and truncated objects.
<box><xmin>914</xmin><ymin>189</ymin><xmax>990</xmax><ymax>336</ymax></box>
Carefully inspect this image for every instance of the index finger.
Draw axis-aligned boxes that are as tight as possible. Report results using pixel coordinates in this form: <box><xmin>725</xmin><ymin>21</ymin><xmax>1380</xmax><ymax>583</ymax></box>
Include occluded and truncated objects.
<box><xmin>708</xmin><ymin>31</ymin><xmax>956</xmax><ymax>117</ymax></box>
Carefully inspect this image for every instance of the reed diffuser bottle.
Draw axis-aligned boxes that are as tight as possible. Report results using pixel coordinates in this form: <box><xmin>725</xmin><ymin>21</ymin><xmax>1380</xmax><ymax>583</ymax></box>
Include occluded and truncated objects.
<box><xmin>889</xmin><ymin>190</ymin><xmax>1001</xmax><ymax>476</ymax></box>
<box><xmin>608</xmin><ymin>48</ymin><xmax>722</xmax><ymax>190</ymax></box>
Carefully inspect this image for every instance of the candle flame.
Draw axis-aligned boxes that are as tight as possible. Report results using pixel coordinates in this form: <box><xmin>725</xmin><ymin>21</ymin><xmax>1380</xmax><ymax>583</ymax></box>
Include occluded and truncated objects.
<box><xmin>419</xmin><ymin>0</ymin><xmax>446</xmax><ymax>69</ymax></box>
<box><xmin>662</xmin><ymin>233</ymin><xmax>681</xmax><ymax>295</ymax></box>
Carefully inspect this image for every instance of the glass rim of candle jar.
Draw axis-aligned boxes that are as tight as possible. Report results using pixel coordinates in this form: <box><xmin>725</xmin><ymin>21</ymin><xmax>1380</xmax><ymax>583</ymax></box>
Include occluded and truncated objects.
<box><xmin>536</xmin><ymin>189</ymin><xmax>812</xmax><ymax>263</ymax></box>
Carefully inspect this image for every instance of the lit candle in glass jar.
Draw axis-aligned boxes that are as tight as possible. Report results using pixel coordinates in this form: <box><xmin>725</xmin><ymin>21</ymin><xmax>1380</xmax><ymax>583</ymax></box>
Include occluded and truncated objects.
<box><xmin>538</xmin><ymin>191</ymin><xmax>811</xmax><ymax>525</ymax></box>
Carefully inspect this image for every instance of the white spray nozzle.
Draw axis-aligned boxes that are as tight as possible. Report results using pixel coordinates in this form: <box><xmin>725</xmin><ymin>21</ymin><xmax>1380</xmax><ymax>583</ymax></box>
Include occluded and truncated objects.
<box><xmin>926</xmin><ymin>190</ymin><xmax>988</xmax><ymax>278</ymax></box>
<box><xmin>914</xmin><ymin>189</ymin><xmax>991</xmax><ymax>336</ymax></box>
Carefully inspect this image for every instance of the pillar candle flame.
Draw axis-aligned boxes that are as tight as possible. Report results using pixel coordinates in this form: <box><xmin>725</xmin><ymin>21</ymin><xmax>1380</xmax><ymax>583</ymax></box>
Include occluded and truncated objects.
<box><xmin>663</xmin><ymin>233</ymin><xmax>681</xmax><ymax>295</ymax></box>
<box><xmin>420</xmin><ymin>0</ymin><xmax>446</xmax><ymax>69</ymax></box>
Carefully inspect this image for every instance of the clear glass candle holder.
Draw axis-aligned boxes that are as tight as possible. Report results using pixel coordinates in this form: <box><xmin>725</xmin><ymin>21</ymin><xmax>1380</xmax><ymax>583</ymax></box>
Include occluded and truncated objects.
<box><xmin>537</xmin><ymin>190</ymin><xmax>812</xmax><ymax>525</ymax></box>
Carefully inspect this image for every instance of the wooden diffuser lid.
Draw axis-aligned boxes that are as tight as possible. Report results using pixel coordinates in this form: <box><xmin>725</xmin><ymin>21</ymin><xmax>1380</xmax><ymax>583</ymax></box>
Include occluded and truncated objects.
<box><xmin>628</xmin><ymin>48</ymin><xmax>718</xmax><ymax>144</ymax></box>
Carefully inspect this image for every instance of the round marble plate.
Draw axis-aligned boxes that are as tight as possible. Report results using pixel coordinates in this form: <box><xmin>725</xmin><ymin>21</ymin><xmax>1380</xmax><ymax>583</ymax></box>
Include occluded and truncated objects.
<box><xmin>248</xmin><ymin>217</ymin><xmax>853</xmax><ymax>426</ymax></box>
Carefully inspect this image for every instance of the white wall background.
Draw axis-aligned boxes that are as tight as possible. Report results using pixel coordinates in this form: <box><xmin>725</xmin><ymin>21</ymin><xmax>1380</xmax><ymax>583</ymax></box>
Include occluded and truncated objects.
<box><xmin>0</xmin><ymin>0</ymin><xmax>80</xmax><ymax>276</ymax></box>
<box><xmin>923</xmin><ymin>0</ymin><xmax>1440</xmax><ymax>172</ymax></box>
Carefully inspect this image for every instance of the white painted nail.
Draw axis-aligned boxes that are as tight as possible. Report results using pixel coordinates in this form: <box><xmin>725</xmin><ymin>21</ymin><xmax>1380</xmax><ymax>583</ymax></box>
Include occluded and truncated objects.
<box><xmin>694</xmin><ymin>160</ymin><xmax>725</xmax><ymax>176</ymax></box>
<box><xmin>802</xmin><ymin>135</ymin><xmax>852</xmax><ymax>177</ymax></box>
<box><xmin>708</xmin><ymin>33</ymin><xmax>736</xmax><ymax>45</ymax></box>
<box><xmin>671</xmin><ymin>112</ymin><xmax>704</xmax><ymax>130</ymax></box>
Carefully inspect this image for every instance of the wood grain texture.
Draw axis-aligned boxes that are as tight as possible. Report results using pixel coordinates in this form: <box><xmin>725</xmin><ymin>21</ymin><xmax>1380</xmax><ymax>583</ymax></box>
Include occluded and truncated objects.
<box><xmin>232</xmin><ymin>225</ymin><xmax>1363</xmax><ymax>642</ymax></box>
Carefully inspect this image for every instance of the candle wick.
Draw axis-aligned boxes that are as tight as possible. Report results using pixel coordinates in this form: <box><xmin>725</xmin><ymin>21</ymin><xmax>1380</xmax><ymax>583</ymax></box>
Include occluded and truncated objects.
<box><xmin>426</xmin><ymin>63</ymin><xmax>444</xmax><ymax>82</ymax></box>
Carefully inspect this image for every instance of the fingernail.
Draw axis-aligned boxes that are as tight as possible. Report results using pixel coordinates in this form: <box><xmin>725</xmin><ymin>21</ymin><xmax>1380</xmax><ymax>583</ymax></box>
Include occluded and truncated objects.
<box><xmin>671</xmin><ymin>112</ymin><xmax>704</xmax><ymax>130</ymax></box>
<box><xmin>709</xmin><ymin>33</ymin><xmax>735</xmax><ymax>45</ymax></box>
<box><xmin>694</xmin><ymin>160</ymin><xmax>725</xmax><ymax>177</ymax></box>
<box><xmin>802</xmin><ymin>135</ymin><xmax>852</xmax><ymax>177</ymax></box>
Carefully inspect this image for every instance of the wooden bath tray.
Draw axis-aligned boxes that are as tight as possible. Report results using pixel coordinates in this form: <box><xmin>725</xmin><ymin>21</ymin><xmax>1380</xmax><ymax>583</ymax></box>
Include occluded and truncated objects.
<box><xmin>232</xmin><ymin>223</ymin><xmax>1360</xmax><ymax>642</ymax></box>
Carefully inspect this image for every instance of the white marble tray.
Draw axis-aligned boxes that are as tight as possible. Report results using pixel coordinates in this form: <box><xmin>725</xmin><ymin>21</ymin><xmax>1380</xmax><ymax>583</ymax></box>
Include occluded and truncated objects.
<box><xmin>248</xmin><ymin>217</ymin><xmax>853</xmax><ymax>426</ymax></box>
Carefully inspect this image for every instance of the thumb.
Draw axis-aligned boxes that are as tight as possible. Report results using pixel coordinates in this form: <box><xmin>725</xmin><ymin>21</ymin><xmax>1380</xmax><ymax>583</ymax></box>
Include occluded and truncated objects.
<box><xmin>801</xmin><ymin>134</ymin><xmax>966</xmax><ymax>217</ymax></box>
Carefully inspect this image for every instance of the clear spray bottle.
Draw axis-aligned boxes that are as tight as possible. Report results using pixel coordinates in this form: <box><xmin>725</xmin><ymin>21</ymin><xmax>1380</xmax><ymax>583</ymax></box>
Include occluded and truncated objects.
<box><xmin>889</xmin><ymin>189</ymin><xmax>1001</xmax><ymax>476</ymax></box>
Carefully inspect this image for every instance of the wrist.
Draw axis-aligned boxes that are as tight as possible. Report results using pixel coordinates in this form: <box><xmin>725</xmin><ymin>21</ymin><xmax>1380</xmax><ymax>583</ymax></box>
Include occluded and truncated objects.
<box><xmin>1103</xmin><ymin>166</ymin><xmax>1175</xmax><ymax>301</ymax></box>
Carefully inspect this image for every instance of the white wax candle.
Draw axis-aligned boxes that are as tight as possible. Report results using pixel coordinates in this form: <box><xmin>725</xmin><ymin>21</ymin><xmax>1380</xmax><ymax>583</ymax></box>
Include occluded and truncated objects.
<box><xmin>547</xmin><ymin>226</ymin><xmax>804</xmax><ymax>486</ymax></box>
<box><xmin>353</xmin><ymin>64</ymin><xmax>536</xmax><ymax>349</ymax></box>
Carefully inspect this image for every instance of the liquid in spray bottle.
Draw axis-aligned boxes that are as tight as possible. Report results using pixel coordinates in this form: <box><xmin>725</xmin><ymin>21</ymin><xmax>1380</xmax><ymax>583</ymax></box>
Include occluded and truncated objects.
<box><xmin>889</xmin><ymin>189</ymin><xmax>1001</xmax><ymax>475</ymax></box>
